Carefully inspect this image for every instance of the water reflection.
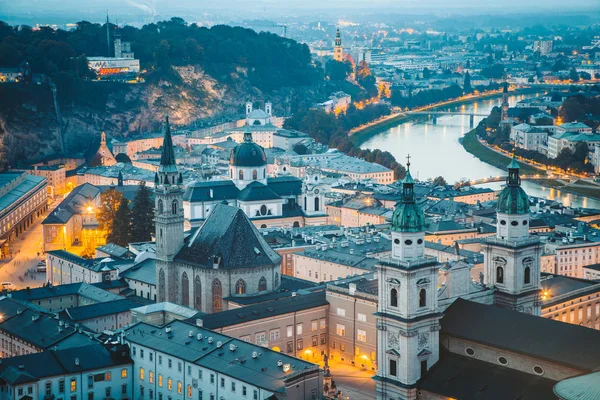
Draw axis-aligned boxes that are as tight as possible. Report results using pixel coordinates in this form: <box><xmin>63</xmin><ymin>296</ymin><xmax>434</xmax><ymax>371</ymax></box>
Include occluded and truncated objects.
<box><xmin>361</xmin><ymin>94</ymin><xmax>600</xmax><ymax>209</ymax></box>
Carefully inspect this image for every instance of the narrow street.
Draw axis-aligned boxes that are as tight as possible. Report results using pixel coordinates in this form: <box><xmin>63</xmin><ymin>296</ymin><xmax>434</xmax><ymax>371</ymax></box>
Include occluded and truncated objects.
<box><xmin>327</xmin><ymin>363</ymin><xmax>377</xmax><ymax>400</ymax></box>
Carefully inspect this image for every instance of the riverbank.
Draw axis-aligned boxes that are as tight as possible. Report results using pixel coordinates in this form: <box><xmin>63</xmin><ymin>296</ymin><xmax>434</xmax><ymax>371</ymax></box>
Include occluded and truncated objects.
<box><xmin>461</xmin><ymin>130</ymin><xmax>544</xmax><ymax>175</ymax></box>
<box><xmin>351</xmin><ymin>87</ymin><xmax>545</xmax><ymax>147</ymax></box>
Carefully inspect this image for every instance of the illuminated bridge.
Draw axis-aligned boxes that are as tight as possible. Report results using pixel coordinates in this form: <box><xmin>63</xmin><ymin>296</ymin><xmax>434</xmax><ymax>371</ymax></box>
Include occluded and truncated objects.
<box><xmin>404</xmin><ymin>111</ymin><xmax>490</xmax><ymax>127</ymax></box>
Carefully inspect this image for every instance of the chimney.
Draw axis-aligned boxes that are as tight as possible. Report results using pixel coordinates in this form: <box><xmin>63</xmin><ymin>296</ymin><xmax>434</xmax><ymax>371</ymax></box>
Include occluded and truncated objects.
<box><xmin>208</xmin><ymin>337</ymin><xmax>213</xmax><ymax>344</ymax></box>
<box><xmin>212</xmin><ymin>256</ymin><xmax>220</xmax><ymax>269</ymax></box>
<box><xmin>188</xmin><ymin>330</ymin><xmax>193</xmax><ymax>338</ymax></box>
<box><xmin>165</xmin><ymin>326</ymin><xmax>172</xmax><ymax>333</ymax></box>
<box><xmin>217</xmin><ymin>341</ymin><xmax>222</xmax><ymax>348</ymax></box>
<box><xmin>31</xmin><ymin>315</ymin><xmax>39</xmax><ymax>322</ymax></box>
<box><xmin>75</xmin><ymin>358</ymin><xmax>79</xmax><ymax>366</ymax></box>
<box><xmin>349</xmin><ymin>283</ymin><xmax>357</xmax><ymax>295</ymax></box>
<box><xmin>252</xmin><ymin>351</ymin><xmax>258</xmax><ymax>359</ymax></box>
<box><xmin>229</xmin><ymin>344</ymin><xmax>236</xmax><ymax>352</ymax></box>
<box><xmin>196</xmin><ymin>319</ymin><xmax>203</xmax><ymax>328</ymax></box>
<box><xmin>197</xmin><ymin>333</ymin><xmax>203</xmax><ymax>341</ymax></box>
<box><xmin>291</xmin><ymin>292</ymin><xmax>297</xmax><ymax>297</ymax></box>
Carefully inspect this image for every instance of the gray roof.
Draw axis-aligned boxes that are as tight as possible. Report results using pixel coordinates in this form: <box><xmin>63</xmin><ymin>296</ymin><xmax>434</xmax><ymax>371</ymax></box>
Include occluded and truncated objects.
<box><xmin>418</xmin><ymin>351</ymin><xmax>557</xmax><ymax>399</ymax></box>
<box><xmin>0</xmin><ymin>173</ymin><xmax>46</xmax><ymax>216</ymax></box>
<box><xmin>0</xmin><ymin>344</ymin><xmax>131</xmax><ymax>383</ymax></box>
<box><xmin>125</xmin><ymin>320</ymin><xmax>317</xmax><ymax>393</ymax></box>
<box><xmin>0</xmin><ymin>298</ymin><xmax>93</xmax><ymax>350</ymax></box>
<box><xmin>237</xmin><ymin>182</ymin><xmax>281</xmax><ymax>202</ymax></box>
<box><xmin>42</xmin><ymin>183</ymin><xmax>99</xmax><ymax>225</ymax></box>
<box><xmin>183</xmin><ymin>180</ymin><xmax>240</xmax><ymax>202</ymax></box>
<box><xmin>442</xmin><ymin>299</ymin><xmax>600</xmax><ymax>371</ymax></box>
<box><xmin>175</xmin><ymin>204</ymin><xmax>281</xmax><ymax>270</ymax></box>
<box><xmin>198</xmin><ymin>291</ymin><xmax>327</xmax><ymax>329</ymax></box>
<box><xmin>61</xmin><ymin>299</ymin><xmax>140</xmax><ymax>322</ymax></box>
<box><xmin>9</xmin><ymin>282</ymin><xmax>123</xmax><ymax>303</ymax></box>
<box><xmin>121</xmin><ymin>258</ymin><xmax>156</xmax><ymax>285</ymax></box>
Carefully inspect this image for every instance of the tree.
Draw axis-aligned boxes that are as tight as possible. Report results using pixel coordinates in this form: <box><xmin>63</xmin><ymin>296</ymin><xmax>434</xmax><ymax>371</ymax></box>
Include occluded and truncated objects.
<box><xmin>569</xmin><ymin>68</ymin><xmax>580</xmax><ymax>82</ymax></box>
<box><xmin>97</xmin><ymin>188</ymin><xmax>123</xmax><ymax>234</ymax></box>
<box><xmin>131</xmin><ymin>183</ymin><xmax>154</xmax><ymax>242</ymax></box>
<box><xmin>325</xmin><ymin>60</ymin><xmax>351</xmax><ymax>82</ymax></box>
<box><xmin>481</xmin><ymin>64</ymin><xmax>505</xmax><ymax>79</ymax></box>
<box><xmin>552</xmin><ymin>59</ymin><xmax>568</xmax><ymax>72</ymax></box>
<box><xmin>432</xmin><ymin>176</ymin><xmax>447</xmax><ymax>187</ymax></box>
<box><xmin>293</xmin><ymin>142</ymin><xmax>309</xmax><ymax>155</ymax></box>
<box><xmin>580</xmin><ymin>71</ymin><xmax>591</xmax><ymax>80</ymax></box>
<box><xmin>107</xmin><ymin>197</ymin><xmax>132</xmax><ymax>246</ymax></box>
<box><xmin>463</xmin><ymin>71</ymin><xmax>472</xmax><ymax>93</ymax></box>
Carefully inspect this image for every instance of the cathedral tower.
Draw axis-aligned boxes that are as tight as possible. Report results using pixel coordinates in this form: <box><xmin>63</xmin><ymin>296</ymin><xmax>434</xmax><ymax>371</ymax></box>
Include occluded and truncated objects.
<box><xmin>334</xmin><ymin>28</ymin><xmax>343</xmax><ymax>62</ymax></box>
<box><xmin>374</xmin><ymin>158</ymin><xmax>441</xmax><ymax>400</ymax></box>
<box><xmin>302</xmin><ymin>167</ymin><xmax>326</xmax><ymax>216</ymax></box>
<box><xmin>482</xmin><ymin>156</ymin><xmax>541</xmax><ymax>315</ymax></box>
<box><xmin>155</xmin><ymin>115</ymin><xmax>184</xmax><ymax>303</ymax></box>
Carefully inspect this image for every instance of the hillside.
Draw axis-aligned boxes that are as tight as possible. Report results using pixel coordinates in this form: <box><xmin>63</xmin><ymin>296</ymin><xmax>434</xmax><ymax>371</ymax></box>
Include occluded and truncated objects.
<box><xmin>0</xmin><ymin>19</ymin><xmax>324</xmax><ymax>167</ymax></box>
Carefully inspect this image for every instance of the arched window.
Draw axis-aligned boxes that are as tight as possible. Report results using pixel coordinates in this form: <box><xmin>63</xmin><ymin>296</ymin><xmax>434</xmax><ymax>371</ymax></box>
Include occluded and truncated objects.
<box><xmin>212</xmin><ymin>279</ymin><xmax>222</xmax><ymax>313</ymax></box>
<box><xmin>274</xmin><ymin>273</ymin><xmax>279</xmax><ymax>288</ymax></box>
<box><xmin>194</xmin><ymin>276</ymin><xmax>201</xmax><ymax>310</ymax></box>
<box><xmin>235</xmin><ymin>279</ymin><xmax>246</xmax><ymax>295</ymax></box>
<box><xmin>260</xmin><ymin>205</ymin><xmax>268</xmax><ymax>216</ymax></box>
<box><xmin>304</xmin><ymin>196</ymin><xmax>307</xmax><ymax>210</ymax></box>
<box><xmin>524</xmin><ymin>266</ymin><xmax>531</xmax><ymax>284</ymax></box>
<box><xmin>419</xmin><ymin>289</ymin><xmax>427</xmax><ymax>308</ymax></box>
<box><xmin>158</xmin><ymin>200</ymin><xmax>164</xmax><ymax>215</ymax></box>
<box><xmin>293</xmin><ymin>221</ymin><xmax>300</xmax><ymax>228</ymax></box>
<box><xmin>172</xmin><ymin>200</ymin><xmax>178</xmax><ymax>215</ymax></box>
<box><xmin>239</xmin><ymin>170</ymin><xmax>244</xmax><ymax>180</ymax></box>
<box><xmin>314</xmin><ymin>197</ymin><xmax>320</xmax><ymax>212</ymax></box>
<box><xmin>390</xmin><ymin>288</ymin><xmax>398</xmax><ymax>307</ymax></box>
<box><xmin>497</xmin><ymin>266</ymin><xmax>504</xmax><ymax>284</ymax></box>
<box><xmin>258</xmin><ymin>277</ymin><xmax>267</xmax><ymax>292</ymax></box>
<box><xmin>158</xmin><ymin>269</ymin><xmax>166</xmax><ymax>302</ymax></box>
<box><xmin>252</xmin><ymin>170</ymin><xmax>258</xmax><ymax>180</ymax></box>
<box><xmin>181</xmin><ymin>272</ymin><xmax>189</xmax><ymax>307</ymax></box>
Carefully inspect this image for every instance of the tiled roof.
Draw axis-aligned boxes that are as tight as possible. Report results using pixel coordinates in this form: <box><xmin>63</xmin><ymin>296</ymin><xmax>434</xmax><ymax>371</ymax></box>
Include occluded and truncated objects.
<box><xmin>176</xmin><ymin>204</ymin><xmax>281</xmax><ymax>269</ymax></box>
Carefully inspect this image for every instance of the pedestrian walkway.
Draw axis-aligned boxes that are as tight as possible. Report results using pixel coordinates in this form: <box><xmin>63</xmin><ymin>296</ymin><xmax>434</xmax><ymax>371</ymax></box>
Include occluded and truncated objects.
<box><xmin>328</xmin><ymin>363</ymin><xmax>376</xmax><ymax>400</ymax></box>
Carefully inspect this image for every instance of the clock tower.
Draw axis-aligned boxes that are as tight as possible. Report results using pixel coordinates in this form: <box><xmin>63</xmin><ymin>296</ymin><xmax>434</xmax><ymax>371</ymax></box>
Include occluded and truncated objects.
<box><xmin>374</xmin><ymin>157</ymin><xmax>442</xmax><ymax>400</ymax></box>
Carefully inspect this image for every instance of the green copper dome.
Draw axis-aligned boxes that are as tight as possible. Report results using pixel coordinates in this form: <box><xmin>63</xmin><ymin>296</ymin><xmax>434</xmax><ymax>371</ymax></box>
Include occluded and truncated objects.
<box><xmin>392</xmin><ymin>165</ymin><xmax>426</xmax><ymax>232</ymax></box>
<box><xmin>497</xmin><ymin>156</ymin><xmax>530</xmax><ymax>215</ymax></box>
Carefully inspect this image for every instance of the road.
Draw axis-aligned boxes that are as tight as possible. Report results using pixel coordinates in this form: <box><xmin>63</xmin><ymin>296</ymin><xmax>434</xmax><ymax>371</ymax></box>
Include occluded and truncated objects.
<box><xmin>327</xmin><ymin>363</ymin><xmax>377</xmax><ymax>400</ymax></box>
<box><xmin>0</xmin><ymin>199</ymin><xmax>59</xmax><ymax>290</ymax></box>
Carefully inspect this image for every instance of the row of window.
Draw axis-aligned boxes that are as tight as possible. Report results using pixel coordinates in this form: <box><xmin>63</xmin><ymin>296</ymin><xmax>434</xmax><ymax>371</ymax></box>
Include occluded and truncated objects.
<box><xmin>495</xmin><ymin>266</ymin><xmax>531</xmax><ymax>285</ymax></box>
<box><xmin>389</xmin><ymin>288</ymin><xmax>427</xmax><ymax>308</ymax></box>
<box><xmin>463</xmin><ymin>347</ymin><xmax>545</xmax><ymax>375</ymax></box>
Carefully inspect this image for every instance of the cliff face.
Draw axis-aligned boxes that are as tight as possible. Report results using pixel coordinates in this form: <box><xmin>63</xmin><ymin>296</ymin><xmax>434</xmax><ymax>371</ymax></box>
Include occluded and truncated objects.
<box><xmin>0</xmin><ymin>65</ymin><xmax>314</xmax><ymax>167</ymax></box>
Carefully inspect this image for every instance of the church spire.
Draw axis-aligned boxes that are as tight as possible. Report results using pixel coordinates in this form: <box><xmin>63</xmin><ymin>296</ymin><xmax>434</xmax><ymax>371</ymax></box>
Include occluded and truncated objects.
<box><xmin>506</xmin><ymin>153</ymin><xmax>521</xmax><ymax>187</ymax></box>
<box><xmin>159</xmin><ymin>115</ymin><xmax>176</xmax><ymax>171</ymax></box>
<box><xmin>401</xmin><ymin>155</ymin><xmax>415</xmax><ymax>203</ymax></box>
<box><xmin>243</xmin><ymin>125</ymin><xmax>253</xmax><ymax>142</ymax></box>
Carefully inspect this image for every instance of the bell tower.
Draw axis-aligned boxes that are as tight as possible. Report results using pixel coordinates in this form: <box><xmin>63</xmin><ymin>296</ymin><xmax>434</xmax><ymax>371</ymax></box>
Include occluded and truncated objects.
<box><xmin>374</xmin><ymin>157</ymin><xmax>441</xmax><ymax>400</ymax></box>
<box><xmin>155</xmin><ymin>115</ymin><xmax>184</xmax><ymax>303</ymax></box>
<box><xmin>334</xmin><ymin>28</ymin><xmax>343</xmax><ymax>62</ymax></box>
<box><xmin>302</xmin><ymin>167</ymin><xmax>326</xmax><ymax>216</ymax></box>
<box><xmin>482</xmin><ymin>156</ymin><xmax>541</xmax><ymax>315</ymax></box>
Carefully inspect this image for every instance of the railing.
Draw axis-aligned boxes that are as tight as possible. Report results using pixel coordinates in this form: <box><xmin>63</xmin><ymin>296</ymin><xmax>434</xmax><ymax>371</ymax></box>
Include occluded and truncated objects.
<box><xmin>484</xmin><ymin>236</ymin><xmax>541</xmax><ymax>248</ymax></box>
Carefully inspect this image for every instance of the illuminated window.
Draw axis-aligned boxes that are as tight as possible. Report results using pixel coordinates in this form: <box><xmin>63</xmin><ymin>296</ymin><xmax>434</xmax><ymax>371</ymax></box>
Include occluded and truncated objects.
<box><xmin>70</xmin><ymin>379</ymin><xmax>76</xmax><ymax>392</ymax></box>
<box><xmin>187</xmin><ymin>385</ymin><xmax>192</xmax><ymax>398</ymax></box>
<box><xmin>139</xmin><ymin>368</ymin><xmax>145</xmax><ymax>381</ymax></box>
<box><xmin>177</xmin><ymin>381</ymin><xmax>182</xmax><ymax>394</ymax></box>
<box><xmin>121</xmin><ymin>369</ymin><xmax>127</xmax><ymax>379</ymax></box>
<box><xmin>167</xmin><ymin>378</ymin><xmax>172</xmax><ymax>391</ymax></box>
<box><xmin>149</xmin><ymin>371</ymin><xmax>154</xmax><ymax>384</ymax></box>
<box><xmin>158</xmin><ymin>375</ymin><xmax>163</xmax><ymax>387</ymax></box>
<box><xmin>105</xmin><ymin>372</ymin><xmax>111</xmax><ymax>381</ymax></box>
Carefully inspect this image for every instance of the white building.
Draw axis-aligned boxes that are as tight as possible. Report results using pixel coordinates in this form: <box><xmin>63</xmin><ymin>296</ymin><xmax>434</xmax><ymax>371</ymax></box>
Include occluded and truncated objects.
<box><xmin>125</xmin><ymin>320</ymin><xmax>322</xmax><ymax>400</ymax></box>
<box><xmin>0</xmin><ymin>344</ymin><xmax>133</xmax><ymax>400</ymax></box>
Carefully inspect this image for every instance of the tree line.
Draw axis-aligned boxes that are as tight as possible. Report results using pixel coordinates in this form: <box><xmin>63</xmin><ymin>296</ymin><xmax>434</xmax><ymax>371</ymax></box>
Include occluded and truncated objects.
<box><xmin>94</xmin><ymin>183</ymin><xmax>154</xmax><ymax>252</ymax></box>
<box><xmin>284</xmin><ymin>106</ymin><xmax>407</xmax><ymax>180</ymax></box>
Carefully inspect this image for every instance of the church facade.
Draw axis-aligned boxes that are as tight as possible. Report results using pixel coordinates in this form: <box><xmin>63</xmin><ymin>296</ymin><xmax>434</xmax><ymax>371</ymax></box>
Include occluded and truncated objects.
<box><xmin>155</xmin><ymin>117</ymin><xmax>283</xmax><ymax>314</ymax></box>
<box><xmin>183</xmin><ymin>128</ymin><xmax>328</xmax><ymax>229</ymax></box>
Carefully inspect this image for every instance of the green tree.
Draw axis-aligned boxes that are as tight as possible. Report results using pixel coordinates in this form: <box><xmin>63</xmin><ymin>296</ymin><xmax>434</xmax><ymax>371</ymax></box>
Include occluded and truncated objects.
<box><xmin>293</xmin><ymin>142</ymin><xmax>309</xmax><ymax>155</ymax></box>
<box><xmin>325</xmin><ymin>60</ymin><xmax>351</xmax><ymax>81</ymax></box>
<box><xmin>97</xmin><ymin>188</ymin><xmax>123</xmax><ymax>233</ymax></box>
<box><xmin>107</xmin><ymin>197</ymin><xmax>132</xmax><ymax>246</ymax></box>
<box><xmin>569</xmin><ymin>68</ymin><xmax>580</xmax><ymax>82</ymax></box>
<box><xmin>131</xmin><ymin>182</ymin><xmax>154</xmax><ymax>242</ymax></box>
<box><xmin>432</xmin><ymin>176</ymin><xmax>447</xmax><ymax>187</ymax></box>
<box><xmin>463</xmin><ymin>71</ymin><xmax>472</xmax><ymax>93</ymax></box>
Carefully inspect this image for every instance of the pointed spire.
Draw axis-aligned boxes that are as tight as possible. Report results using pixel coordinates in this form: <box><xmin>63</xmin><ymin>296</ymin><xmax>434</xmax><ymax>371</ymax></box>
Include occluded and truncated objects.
<box><xmin>402</xmin><ymin>154</ymin><xmax>415</xmax><ymax>203</ymax></box>
<box><xmin>160</xmin><ymin>114</ymin><xmax>176</xmax><ymax>168</ymax></box>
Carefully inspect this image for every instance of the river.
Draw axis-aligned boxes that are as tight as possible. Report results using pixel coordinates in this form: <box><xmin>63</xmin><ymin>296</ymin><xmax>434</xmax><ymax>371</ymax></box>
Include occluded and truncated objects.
<box><xmin>360</xmin><ymin>94</ymin><xmax>600</xmax><ymax>209</ymax></box>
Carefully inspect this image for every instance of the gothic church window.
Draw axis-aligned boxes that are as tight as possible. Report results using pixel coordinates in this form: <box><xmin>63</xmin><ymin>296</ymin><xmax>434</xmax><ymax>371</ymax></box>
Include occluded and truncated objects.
<box><xmin>158</xmin><ymin>200</ymin><xmax>164</xmax><ymax>215</ymax></box>
<box><xmin>258</xmin><ymin>277</ymin><xmax>267</xmax><ymax>292</ymax></box>
<box><xmin>235</xmin><ymin>279</ymin><xmax>246</xmax><ymax>295</ymax></box>
<box><xmin>524</xmin><ymin>266</ymin><xmax>531</xmax><ymax>285</ymax></box>
<box><xmin>172</xmin><ymin>200</ymin><xmax>178</xmax><ymax>215</ymax></box>
<box><xmin>212</xmin><ymin>279</ymin><xmax>222</xmax><ymax>313</ymax></box>
<box><xmin>314</xmin><ymin>197</ymin><xmax>320</xmax><ymax>212</ymax></box>
<box><xmin>194</xmin><ymin>276</ymin><xmax>201</xmax><ymax>310</ymax></box>
<box><xmin>181</xmin><ymin>272</ymin><xmax>189</xmax><ymax>307</ymax></box>
<box><xmin>252</xmin><ymin>170</ymin><xmax>258</xmax><ymax>180</ymax></box>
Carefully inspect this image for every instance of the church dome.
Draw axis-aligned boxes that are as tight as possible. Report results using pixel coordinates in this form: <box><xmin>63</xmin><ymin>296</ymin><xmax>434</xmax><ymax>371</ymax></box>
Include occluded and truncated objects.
<box><xmin>391</xmin><ymin>168</ymin><xmax>426</xmax><ymax>232</ymax></box>
<box><xmin>496</xmin><ymin>157</ymin><xmax>530</xmax><ymax>215</ymax></box>
<box><xmin>230</xmin><ymin>129</ymin><xmax>267</xmax><ymax>167</ymax></box>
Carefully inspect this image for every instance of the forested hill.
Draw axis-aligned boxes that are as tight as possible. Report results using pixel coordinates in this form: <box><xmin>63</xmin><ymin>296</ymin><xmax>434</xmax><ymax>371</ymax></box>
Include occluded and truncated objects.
<box><xmin>0</xmin><ymin>18</ymin><xmax>324</xmax><ymax>167</ymax></box>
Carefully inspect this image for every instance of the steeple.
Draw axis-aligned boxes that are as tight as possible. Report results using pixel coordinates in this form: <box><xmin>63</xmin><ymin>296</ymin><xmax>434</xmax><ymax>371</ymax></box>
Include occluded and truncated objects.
<box><xmin>335</xmin><ymin>28</ymin><xmax>342</xmax><ymax>46</ymax></box>
<box><xmin>401</xmin><ymin>155</ymin><xmax>415</xmax><ymax>203</ymax></box>
<box><xmin>159</xmin><ymin>115</ymin><xmax>176</xmax><ymax>172</ymax></box>
<box><xmin>334</xmin><ymin>28</ymin><xmax>343</xmax><ymax>62</ymax></box>
<box><xmin>506</xmin><ymin>153</ymin><xmax>521</xmax><ymax>187</ymax></box>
